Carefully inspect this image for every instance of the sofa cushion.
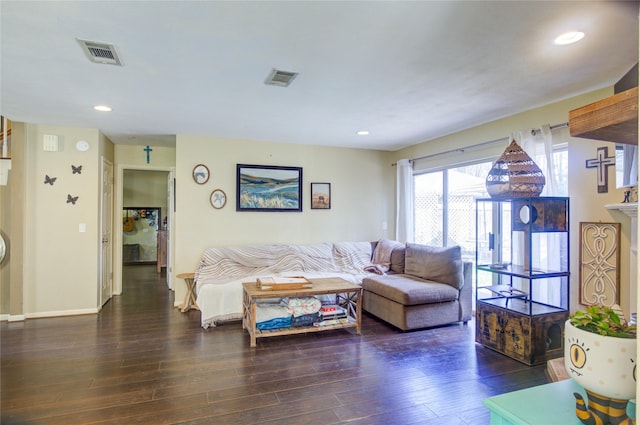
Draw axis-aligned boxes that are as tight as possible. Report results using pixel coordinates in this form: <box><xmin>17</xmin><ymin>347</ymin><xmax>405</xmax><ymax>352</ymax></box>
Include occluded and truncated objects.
<box><xmin>389</xmin><ymin>245</ymin><xmax>406</xmax><ymax>274</ymax></box>
<box><xmin>404</xmin><ymin>244</ymin><xmax>463</xmax><ymax>290</ymax></box>
<box><xmin>362</xmin><ymin>274</ymin><xmax>459</xmax><ymax>306</ymax></box>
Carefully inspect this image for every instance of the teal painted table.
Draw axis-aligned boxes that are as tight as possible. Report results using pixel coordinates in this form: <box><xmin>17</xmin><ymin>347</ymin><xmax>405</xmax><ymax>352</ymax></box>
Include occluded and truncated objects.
<box><xmin>483</xmin><ymin>379</ymin><xmax>636</xmax><ymax>425</ymax></box>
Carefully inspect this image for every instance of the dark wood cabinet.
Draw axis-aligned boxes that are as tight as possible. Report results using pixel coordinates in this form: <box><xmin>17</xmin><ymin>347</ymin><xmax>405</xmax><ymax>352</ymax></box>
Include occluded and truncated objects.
<box><xmin>476</xmin><ymin>301</ymin><xmax>566</xmax><ymax>365</ymax></box>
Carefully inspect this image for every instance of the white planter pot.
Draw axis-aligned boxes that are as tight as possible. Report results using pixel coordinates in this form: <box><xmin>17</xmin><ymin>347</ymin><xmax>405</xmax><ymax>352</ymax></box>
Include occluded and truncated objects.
<box><xmin>564</xmin><ymin>320</ymin><xmax>636</xmax><ymax>400</ymax></box>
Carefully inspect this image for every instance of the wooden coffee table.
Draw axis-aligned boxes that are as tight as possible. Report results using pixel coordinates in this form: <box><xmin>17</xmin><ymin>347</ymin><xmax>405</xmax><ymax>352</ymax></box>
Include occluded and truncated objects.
<box><xmin>242</xmin><ymin>277</ymin><xmax>362</xmax><ymax>347</ymax></box>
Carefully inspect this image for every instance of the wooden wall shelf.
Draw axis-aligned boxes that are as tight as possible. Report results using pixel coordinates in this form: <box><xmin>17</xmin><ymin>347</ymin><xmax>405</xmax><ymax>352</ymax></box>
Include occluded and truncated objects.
<box><xmin>569</xmin><ymin>87</ymin><xmax>638</xmax><ymax>145</ymax></box>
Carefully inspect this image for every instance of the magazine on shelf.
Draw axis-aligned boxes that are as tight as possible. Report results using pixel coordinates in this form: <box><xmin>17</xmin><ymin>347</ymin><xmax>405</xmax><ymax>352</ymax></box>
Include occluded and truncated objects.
<box><xmin>314</xmin><ymin>318</ymin><xmax>350</xmax><ymax>327</ymax></box>
<box><xmin>257</xmin><ymin>276</ymin><xmax>313</xmax><ymax>291</ymax></box>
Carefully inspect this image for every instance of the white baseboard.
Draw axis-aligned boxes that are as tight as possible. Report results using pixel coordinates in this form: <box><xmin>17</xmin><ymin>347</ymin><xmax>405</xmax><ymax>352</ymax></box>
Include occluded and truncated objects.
<box><xmin>0</xmin><ymin>314</ymin><xmax>9</xmax><ymax>321</ymax></box>
<box><xmin>8</xmin><ymin>314</ymin><xmax>25</xmax><ymax>322</ymax></box>
<box><xmin>25</xmin><ymin>308</ymin><xmax>98</xmax><ymax>319</ymax></box>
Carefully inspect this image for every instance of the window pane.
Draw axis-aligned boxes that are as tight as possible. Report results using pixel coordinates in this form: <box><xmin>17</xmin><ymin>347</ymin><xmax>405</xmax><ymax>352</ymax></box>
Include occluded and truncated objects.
<box><xmin>447</xmin><ymin>163</ymin><xmax>491</xmax><ymax>264</ymax></box>
<box><xmin>552</xmin><ymin>148</ymin><xmax>568</xmax><ymax>196</ymax></box>
<box><xmin>414</xmin><ymin>171</ymin><xmax>443</xmax><ymax>246</ymax></box>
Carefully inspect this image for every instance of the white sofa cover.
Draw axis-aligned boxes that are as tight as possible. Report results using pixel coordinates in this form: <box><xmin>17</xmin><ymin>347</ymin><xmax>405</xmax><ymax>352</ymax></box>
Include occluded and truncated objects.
<box><xmin>194</xmin><ymin>241</ymin><xmax>373</xmax><ymax>329</ymax></box>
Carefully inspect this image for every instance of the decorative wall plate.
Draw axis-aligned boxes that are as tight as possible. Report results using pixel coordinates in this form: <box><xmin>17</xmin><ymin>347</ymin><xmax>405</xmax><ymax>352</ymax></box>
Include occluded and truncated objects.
<box><xmin>193</xmin><ymin>164</ymin><xmax>210</xmax><ymax>184</ymax></box>
<box><xmin>210</xmin><ymin>189</ymin><xmax>226</xmax><ymax>209</ymax></box>
<box><xmin>0</xmin><ymin>233</ymin><xmax>6</xmax><ymax>264</ymax></box>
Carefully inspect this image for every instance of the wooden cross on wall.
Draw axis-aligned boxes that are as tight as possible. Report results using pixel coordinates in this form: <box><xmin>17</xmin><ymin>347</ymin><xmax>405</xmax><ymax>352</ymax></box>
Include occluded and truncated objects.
<box><xmin>585</xmin><ymin>146</ymin><xmax>616</xmax><ymax>193</ymax></box>
<box><xmin>144</xmin><ymin>145</ymin><xmax>153</xmax><ymax>164</ymax></box>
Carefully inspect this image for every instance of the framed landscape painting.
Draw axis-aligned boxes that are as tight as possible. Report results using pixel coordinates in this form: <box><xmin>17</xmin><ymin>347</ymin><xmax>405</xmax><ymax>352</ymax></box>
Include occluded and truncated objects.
<box><xmin>236</xmin><ymin>164</ymin><xmax>303</xmax><ymax>212</ymax></box>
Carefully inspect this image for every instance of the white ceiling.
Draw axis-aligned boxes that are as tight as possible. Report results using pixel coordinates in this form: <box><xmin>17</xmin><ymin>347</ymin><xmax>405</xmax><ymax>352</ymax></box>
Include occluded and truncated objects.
<box><xmin>1</xmin><ymin>1</ymin><xmax>638</xmax><ymax>151</ymax></box>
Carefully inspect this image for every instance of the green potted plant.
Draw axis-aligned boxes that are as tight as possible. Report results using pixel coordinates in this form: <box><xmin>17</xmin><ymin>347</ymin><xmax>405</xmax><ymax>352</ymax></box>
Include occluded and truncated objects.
<box><xmin>564</xmin><ymin>305</ymin><xmax>636</xmax><ymax>424</ymax></box>
<box><xmin>569</xmin><ymin>304</ymin><xmax>636</xmax><ymax>338</ymax></box>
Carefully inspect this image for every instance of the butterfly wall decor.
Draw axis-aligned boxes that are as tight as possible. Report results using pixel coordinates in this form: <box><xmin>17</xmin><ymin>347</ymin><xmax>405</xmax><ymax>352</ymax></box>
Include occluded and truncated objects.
<box><xmin>44</xmin><ymin>175</ymin><xmax>57</xmax><ymax>185</ymax></box>
<box><xmin>66</xmin><ymin>194</ymin><xmax>79</xmax><ymax>205</ymax></box>
<box><xmin>71</xmin><ymin>165</ymin><xmax>82</xmax><ymax>175</ymax></box>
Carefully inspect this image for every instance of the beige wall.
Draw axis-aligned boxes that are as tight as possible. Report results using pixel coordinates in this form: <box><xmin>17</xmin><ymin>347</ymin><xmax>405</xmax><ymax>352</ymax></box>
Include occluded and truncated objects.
<box><xmin>0</xmin><ymin>122</ymin><xmax>26</xmax><ymax>318</ymax></box>
<box><xmin>123</xmin><ymin>169</ymin><xmax>169</xmax><ymax>219</ymax></box>
<box><xmin>115</xmin><ymin>144</ymin><xmax>176</xmax><ymax>168</ymax></box>
<box><xmin>391</xmin><ymin>88</ymin><xmax>635</xmax><ymax>316</ymax></box>
<box><xmin>172</xmin><ymin>135</ymin><xmax>394</xmax><ymax>305</ymax></box>
<box><xmin>1</xmin><ymin>124</ymin><xmax>115</xmax><ymax>318</ymax></box>
<box><xmin>569</xmin><ymin>138</ymin><xmax>633</xmax><ymax>314</ymax></box>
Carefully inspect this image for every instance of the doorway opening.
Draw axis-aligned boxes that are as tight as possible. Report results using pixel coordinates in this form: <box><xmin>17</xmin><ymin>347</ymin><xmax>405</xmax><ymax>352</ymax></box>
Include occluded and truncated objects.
<box><xmin>122</xmin><ymin>207</ymin><xmax>162</xmax><ymax>266</ymax></box>
<box><xmin>114</xmin><ymin>167</ymin><xmax>174</xmax><ymax>296</ymax></box>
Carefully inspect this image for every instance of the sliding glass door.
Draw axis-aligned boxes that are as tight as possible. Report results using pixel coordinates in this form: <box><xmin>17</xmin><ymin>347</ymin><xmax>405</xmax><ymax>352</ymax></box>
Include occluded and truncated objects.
<box><xmin>414</xmin><ymin>162</ymin><xmax>492</xmax><ymax>264</ymax></box>
<box><xmin>413</xmin><ymin>147</ymin><xmax>568</xmax><ymax>306</ymax></box>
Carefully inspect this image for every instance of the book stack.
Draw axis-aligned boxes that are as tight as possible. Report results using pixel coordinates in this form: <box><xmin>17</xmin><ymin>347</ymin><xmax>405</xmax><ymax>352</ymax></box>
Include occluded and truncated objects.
<box><xmin>314</xmin><ymin>305</ymin><xmax>349</xmax><ymax>326</ymax></box>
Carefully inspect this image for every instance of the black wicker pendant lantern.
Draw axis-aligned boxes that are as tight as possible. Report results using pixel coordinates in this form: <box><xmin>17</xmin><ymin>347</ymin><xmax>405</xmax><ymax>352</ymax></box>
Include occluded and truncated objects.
<box><xmin>486</xmin><ymin>140</ymin><xmax>545</xmax><ymax>198</ymax></box>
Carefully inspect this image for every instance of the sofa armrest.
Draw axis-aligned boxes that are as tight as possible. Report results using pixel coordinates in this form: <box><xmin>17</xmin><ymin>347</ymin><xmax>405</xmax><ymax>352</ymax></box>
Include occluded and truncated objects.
<box><xmin>459</xmin><ymin>261</ymin><xmax>473</xmax><ymax>322</ymax></box>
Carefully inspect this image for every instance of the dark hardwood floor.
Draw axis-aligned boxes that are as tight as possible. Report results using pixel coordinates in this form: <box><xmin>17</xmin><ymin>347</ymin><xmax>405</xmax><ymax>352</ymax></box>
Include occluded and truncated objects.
<box><xmin>1</xmin><ymin>265</ymin><xmax>550</xmax><ymax>424</ymax></box>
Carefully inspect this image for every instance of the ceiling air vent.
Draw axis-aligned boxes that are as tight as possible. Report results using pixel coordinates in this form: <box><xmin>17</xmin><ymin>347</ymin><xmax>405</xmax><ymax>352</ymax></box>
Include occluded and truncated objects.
<box><xmin>77</xmin><ymin>39</ymin><xmax>122</xmax><ymax>66</ymax></box>
<box><xmin>264</xmin><ymin>68</ymin><xmax>298</xmax><ymax>87</ymax></box>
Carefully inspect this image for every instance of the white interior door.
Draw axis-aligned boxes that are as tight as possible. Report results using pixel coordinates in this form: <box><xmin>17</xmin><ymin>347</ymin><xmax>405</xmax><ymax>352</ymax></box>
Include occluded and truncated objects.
<box><xmin>100</xmin><ymin>158</ymin><xmax>114</xmax><ymax>307</ymax></box>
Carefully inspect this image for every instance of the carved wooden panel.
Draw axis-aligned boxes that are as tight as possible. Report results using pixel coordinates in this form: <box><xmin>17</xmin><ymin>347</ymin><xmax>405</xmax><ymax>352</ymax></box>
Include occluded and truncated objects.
<box><xmin>579</xmin><ymin>222</ymin><xmax>621</xmax><ymax>307</ymax></box>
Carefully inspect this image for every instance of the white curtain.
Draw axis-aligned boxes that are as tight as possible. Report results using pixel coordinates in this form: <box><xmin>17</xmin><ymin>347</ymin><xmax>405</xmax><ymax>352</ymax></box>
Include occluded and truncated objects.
<box><xmin>513</xmin><ymin>124</ymin><xmax>558</xmax><ymax>196</ymax></box>
<box><xmin>511</xmin><ymin>125</ymin><xmax>561</xmax><ymax>305</ymax></box>
<box><xmin>396</xmin><ymin>159</ymin><xmax>414</xmax><ymax>243</ymax></box>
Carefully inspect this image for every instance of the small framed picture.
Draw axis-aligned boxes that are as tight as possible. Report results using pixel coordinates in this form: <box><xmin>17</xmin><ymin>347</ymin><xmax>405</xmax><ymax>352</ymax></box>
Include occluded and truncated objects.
<box><xmin>192</xmin><ymin>164</ymin><xmax>210</xmax><ymax>184</ymax></box>
<box><xmin>311</xmin><ymin>182</ymin><xmax>331</xmax><ymax>209</ymax></box>
<box><xmin>210</xmin><ymin>189</ymin><xmax>227</xmax><ymax>209</ymax></box>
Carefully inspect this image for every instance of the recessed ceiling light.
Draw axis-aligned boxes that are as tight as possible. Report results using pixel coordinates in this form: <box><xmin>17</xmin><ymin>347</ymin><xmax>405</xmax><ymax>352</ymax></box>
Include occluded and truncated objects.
<box><xmin>93</xmin><ymin>105</ymin><xmax>112</xmax><ymax>112</ymax></box>
<box><xmin>356</xmin><ymin>130</ymin><xmax>369</xmax><ymax>136</ymax></box>
<box><xmin>554</xmin><ymin>31</ymin><xmax>585</xmax><ymax>45</ymax></box>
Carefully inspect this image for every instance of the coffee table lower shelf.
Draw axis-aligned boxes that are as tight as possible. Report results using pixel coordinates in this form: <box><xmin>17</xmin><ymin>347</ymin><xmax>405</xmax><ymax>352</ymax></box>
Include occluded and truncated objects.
<box><xmin>254</xmin><ymin>318</ymin><xmax>358</xmax><ymax>338</ymax></box>
<box><xmin>242</xmin><ymin>278</ymin><xmax>362</xmax><ymax>347</ymax></box>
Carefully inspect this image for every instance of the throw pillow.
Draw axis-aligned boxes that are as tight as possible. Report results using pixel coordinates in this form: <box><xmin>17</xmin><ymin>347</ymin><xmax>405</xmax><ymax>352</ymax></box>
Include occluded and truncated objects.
<box><xmin>404</xmin><ymin>244</ymin><xmax>463</xmax><ymax>289</ymax></box>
